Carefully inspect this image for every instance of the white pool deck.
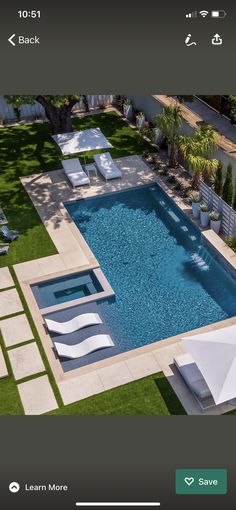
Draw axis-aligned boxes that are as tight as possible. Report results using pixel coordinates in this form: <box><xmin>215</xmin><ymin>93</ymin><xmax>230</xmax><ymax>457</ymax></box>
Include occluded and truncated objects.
<box><xmin>14</xmin><ymin>154</ymin><xmax>236</xmax><ymax>415</ymax></box>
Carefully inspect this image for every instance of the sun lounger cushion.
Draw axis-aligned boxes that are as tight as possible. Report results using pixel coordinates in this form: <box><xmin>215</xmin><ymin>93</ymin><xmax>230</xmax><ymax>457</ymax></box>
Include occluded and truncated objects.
<box><xmin>174</xmin><ymin>353</ymin><xmax>211</xmax><ymax>400</ymax></box>
<box><xmin>93</xmin><ymin>152</ymin><xmax>122</xmax><ymax>181</ymax></box>
<box><xmin>61</xmin><ymin>158</ymin><xmax>90</xmax><ymax>187</ymax></box>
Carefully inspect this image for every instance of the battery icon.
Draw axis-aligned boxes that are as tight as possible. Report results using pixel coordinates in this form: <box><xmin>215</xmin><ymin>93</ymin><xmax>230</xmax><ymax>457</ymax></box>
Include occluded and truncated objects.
<box><xmin>211</xmin><ymin>10</ymin><xmax>227</xmax><ymax>18</ymax></box>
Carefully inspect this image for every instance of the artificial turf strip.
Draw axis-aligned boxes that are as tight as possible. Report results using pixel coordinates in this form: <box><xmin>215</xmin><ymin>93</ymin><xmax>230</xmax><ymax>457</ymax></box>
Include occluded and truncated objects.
<box><xmin>48</xmin><ymin>372</ymin><xmax>186</xmax><ymax>416</ymax></box>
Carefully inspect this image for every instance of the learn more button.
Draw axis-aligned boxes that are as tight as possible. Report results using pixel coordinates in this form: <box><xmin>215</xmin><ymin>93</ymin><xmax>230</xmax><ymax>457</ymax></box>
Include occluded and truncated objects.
<box><xmin>176</xmin><ymin>469</ymin><xmax>227</xmax><ymax>495</ymax></box>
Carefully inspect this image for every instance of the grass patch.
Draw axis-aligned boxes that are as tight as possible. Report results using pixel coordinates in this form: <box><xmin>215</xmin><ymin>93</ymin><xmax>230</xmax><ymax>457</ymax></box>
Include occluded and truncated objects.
<box><xmin>0</xmin><ymin>112</ymin><xmax>151</xmax><ymax>268</ymax></box>
<box><xmin>49</xmin><ymin>372</ymin><xmax>186</xmax><ymax>415</ymax></box>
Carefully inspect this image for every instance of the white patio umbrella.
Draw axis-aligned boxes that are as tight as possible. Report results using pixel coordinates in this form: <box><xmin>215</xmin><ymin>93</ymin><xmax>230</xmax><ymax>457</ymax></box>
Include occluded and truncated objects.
<box><xmin>52</xmin><ymin>127</ymin><xmax>113</xmax><ymax>163</ymax></box>
<box><xmin>182</xmin><ymin>324</ymin><xmax>236</xmax><ymax>405</ymax></box>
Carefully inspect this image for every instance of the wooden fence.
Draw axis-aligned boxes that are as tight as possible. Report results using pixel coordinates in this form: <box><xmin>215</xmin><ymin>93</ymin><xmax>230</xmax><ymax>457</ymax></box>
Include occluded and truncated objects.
<box><xmin>200</xmin><ymin>181</ymin><xmax>236</xmax><ymax>235</ymax></box>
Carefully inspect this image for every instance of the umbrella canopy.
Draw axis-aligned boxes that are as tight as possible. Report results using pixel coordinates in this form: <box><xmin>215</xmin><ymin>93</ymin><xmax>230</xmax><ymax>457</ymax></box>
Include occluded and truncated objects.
<box><xmin>52</xmin><ymin>127</ymin><xmax>113</xmax><ymax>156</ymax></box>
<box><xmin>182</xmin><ymin>324</ymin><xmax>236</xmax><ymax>405</ymax></box>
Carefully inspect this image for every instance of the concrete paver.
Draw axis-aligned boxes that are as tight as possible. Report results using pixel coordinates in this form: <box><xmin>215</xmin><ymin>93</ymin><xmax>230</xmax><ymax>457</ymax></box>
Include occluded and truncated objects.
<box><xmin>8</xmin><ymin>342</ymin><xmax>45</xmax><ymax>380</ymax></box>
<box><xmin>0</xmin><ymin>267</ymin><xmax>14</xmax><ymax>289</ymax></box>
<box><xmin>17</xmin><ymin>375</ymin><xmax>58</xmax><ymax>415</ymax></box>
<box><xmin>0</xmin><ymin>313</ymin><xmax>34</xmax><ymax>347</ymax></box>
<box><xmin>0</xmin><ymin>288</ymin><xmax>23</xmax><ymax>317</ymax></box>
<box><xmin>0</xmin><ymin>346</ymin><xmax>8</xmax><ymax>378</ymax></box>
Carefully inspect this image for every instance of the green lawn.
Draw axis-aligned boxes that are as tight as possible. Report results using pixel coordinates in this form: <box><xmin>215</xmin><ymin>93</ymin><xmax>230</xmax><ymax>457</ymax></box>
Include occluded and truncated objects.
<box><xmin>0</xmin><ymin>112</ymin><xmax>151</xmax><ymax>268</ymax></box>
<box><xmin>0</xmin><ymin>111</ymin><xmax>185</xmax><ymax>416</ymax></box>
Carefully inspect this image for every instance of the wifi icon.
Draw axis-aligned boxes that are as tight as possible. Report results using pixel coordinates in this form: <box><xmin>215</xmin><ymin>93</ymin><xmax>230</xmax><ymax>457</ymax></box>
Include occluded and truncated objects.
<box><xmin>199</xmin><ymin>10</ymin><xmax>209</xmax><ymax>17</ymax></box>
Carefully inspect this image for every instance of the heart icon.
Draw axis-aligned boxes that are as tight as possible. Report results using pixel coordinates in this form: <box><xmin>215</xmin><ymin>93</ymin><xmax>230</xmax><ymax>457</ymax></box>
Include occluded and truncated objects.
<box><xmin>184</xmin><ymin>477</ymin><xmax>194</xmax><ymax>486</ymax></box>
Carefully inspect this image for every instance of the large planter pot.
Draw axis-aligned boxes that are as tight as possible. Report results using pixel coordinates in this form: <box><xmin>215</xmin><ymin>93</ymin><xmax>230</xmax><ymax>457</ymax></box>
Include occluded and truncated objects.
<box><xmin>123</xmin><ymin>104</ymin><xmax>132</xmax><ymax>119</ymax></box>
<box><xmin>210</xmin><ymin>219</ymin><xmax>221</xmax><ymax>234</ymax></box>
<box><xmin>200</xmin><ymin>210</ymin><xmax>210</xmax><ymax>227</ymax></box>
<box><xmin>192</xmin><ymin>201</ymin><xmax>200</xmax><ymax>218</ymax></box>
<box><xmin>153</xmin><ymin>128</ymin><xmax>162</xmax><ymax>144</ymax></box>
<box><xmin>136</xmin><ymin>116</ymin><xmax>145</xmax><ymax>130</ymax></box>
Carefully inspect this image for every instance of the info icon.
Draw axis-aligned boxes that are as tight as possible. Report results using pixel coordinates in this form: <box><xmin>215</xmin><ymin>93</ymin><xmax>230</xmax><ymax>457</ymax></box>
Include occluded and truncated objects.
<box><xmin>9</xmin><ymin>482</ymin><xmax>20</xmax><ymax>493</ymax></box>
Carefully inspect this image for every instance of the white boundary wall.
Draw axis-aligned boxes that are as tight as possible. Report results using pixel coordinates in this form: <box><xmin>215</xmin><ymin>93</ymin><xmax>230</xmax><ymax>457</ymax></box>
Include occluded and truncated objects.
<box><xmin>0</xmin><ymin>95</ymin><xmax>114</xmax><ymax>121</ymax></box>
<box><xmin>200</xmin><ymin>181</ymin><xmax>236</xmax><ymax>236</ymax></box>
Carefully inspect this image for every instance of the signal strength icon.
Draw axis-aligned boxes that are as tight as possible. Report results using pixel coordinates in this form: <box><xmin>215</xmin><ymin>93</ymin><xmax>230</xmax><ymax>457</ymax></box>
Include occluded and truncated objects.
<box><xmin>186</xmin><ymin>11</ymin><xmax>197</xmax><ymax>18</ymax></box>
<box><xmin>199</xmin><ymin>10</ymin><xmax>209</xmax><ymax>17</ymax></box>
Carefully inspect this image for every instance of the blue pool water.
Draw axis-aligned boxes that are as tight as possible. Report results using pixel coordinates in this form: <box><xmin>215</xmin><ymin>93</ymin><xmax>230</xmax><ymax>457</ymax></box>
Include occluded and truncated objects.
<box><xmin>31</xmin><ymin>271</ymin><xmax>103</xmax><ymax>309</ymax></box>
<box><xmin>65</xmin><ymin>184</ymin><xmax>236</xmax><ymax>353</ymax></box>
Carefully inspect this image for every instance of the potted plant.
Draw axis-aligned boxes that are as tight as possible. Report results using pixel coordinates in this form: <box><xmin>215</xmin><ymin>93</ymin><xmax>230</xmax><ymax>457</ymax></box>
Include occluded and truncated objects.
<box><xmin>136</xmin><ymin>111</ymin><xmax>145</xmax><ymax>130</ymax></box>
<box><xmin>200</xmin><ymin>202</ymin><xmax>210</xmax><ymax>227</ymax></box>
<box><xmin>210</xmin><ymin>211</ymin><xmax>221</xmax><ymax>234</ymax></box>
<box><xmin>189</xmin><ymin>191</ymin><xmax>201</xmax><ymax>218</ymax></box>
<box><xmin>123</xmin><ymin>99</ymin><xmax>132</xmax><ymax>119</ymax></box>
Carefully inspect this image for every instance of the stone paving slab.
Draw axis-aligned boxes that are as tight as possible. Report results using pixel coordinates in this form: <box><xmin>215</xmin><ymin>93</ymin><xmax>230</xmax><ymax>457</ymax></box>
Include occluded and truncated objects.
<box><xmin>125</xmin><ymin>352</ymin><xmax>161</xmax><ymax>379</ymax></box>
<box><xmin>0</xmin><ymin>288</ymin><xmax>23</xmax><ymax>317</ymax></box>
<box><xmin>0</xmin><ymin>313</ymin><xmax>34</xmax><ymax>347</ymax></box>
<box><xmin>17</xmin><ymin>375</ymin><xmax>58</xmax><ymax>415</ymax></box>
<box><xmin>8</xmin><ymin>342</ymin><xmax>45</xmax><ymax>380</ymax></box>
<box><xmin>0</xmin><ymin>346</ymin><xmax>8</xmax><ymax>378</ymax></box>
<box><xmin>58</xmin><ymin>371</ymin><xmax>104</xmax><ymax>406</ymax></box>
<box><xmin>0</xmin><ymin>267</ymin><xmax>14</xmax><ymax>290</ymax></box>
<box><xmin>97</xmin><ymin>361</ymin><xmax>134</xmax><ymax>391</ymax></box>
<box><xmin>152</xmin><ymin>343</ymin><xmax>183</xmax><ymax>370</ymax></box>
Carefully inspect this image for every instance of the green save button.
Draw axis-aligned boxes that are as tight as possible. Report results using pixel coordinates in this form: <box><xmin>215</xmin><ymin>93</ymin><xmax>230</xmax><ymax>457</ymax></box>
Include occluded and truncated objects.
<box><xmin>176</xmin><ymin>469</ymin><xmax>227</xmax><ymax>494</ymax></box>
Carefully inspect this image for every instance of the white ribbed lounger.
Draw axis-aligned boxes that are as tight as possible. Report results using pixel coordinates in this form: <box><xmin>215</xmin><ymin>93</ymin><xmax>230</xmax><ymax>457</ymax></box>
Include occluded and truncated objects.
<box><xmin>45</xmin><ymin>313</ymin><xmax>102</xmax><ymax>335</ymax></box>
<box><xmin>61</xmin><ymin>158</ymin><xmax>90</xmax><ymax>188</ymax></box>
<box><xmin>55</xmin><ymin>334</ymin><xmax>114</xmax><ymax>359</ymax></box>
<box><xmin>93</xmin><ymin>152</ymin><xmax>122</xmax><ymax>181</ymax></box>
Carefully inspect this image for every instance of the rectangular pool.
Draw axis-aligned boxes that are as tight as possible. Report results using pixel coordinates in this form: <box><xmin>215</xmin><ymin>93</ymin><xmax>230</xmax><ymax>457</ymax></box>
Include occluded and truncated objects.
<box><xmin>64</xmin><ymin>184</ymin><xmax>236</xmax><ymax>358</ymax></box>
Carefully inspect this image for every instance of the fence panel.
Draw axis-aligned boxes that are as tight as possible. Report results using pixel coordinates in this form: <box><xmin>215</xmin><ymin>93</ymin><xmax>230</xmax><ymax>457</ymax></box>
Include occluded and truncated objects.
<box><xmin>0</xmin><ymin>95</ymin><xmax>114</xmax><ymax>121</ymax></box>
<box><xmin>200</xmin><ymin>181</ymin><xmax>236</xmax><ymax>235</ymax></box>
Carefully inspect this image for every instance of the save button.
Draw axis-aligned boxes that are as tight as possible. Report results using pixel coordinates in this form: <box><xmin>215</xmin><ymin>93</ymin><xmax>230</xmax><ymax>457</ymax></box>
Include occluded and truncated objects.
<box><xmin>176</xmin><ymin>469</ymin><xmax>227</xmax><ymax>494</ymax></box>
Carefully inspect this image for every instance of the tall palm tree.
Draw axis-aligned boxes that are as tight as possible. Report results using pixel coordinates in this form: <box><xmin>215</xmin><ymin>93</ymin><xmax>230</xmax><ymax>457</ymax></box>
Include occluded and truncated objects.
<box><xmin>155</xmin><ymin>106</ymin><xmax>182</xmax><ymax>167</ymax></box>
<box><xmin>179</xmin><ymin>124</ymin><xmax>218</xmax><ymax>189</ymax></box>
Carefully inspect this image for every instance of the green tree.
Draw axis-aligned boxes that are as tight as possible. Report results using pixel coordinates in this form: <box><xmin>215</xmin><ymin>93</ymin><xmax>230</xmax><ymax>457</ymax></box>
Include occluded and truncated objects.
<box><xmin>233</xmin><ymin>178</ymin><xmax>236</xmax><ymax>211</ymax></box>
<box><xmin>222</xmin><ymin>162</ymin><xmax>233</xmax><ymax>205</ymax></box>
<box><xmin>214</xmin><ymin>160</ymin><xmax>223</xmax><ymax>196</ymax></box>
<box><xmin>4</xmin><ymin>95</ymin><xmax>81</xmax><ymax>134</ymax></box>
<box><xmin>179</xmin><ymin>124</ymin><xmax>218</xmax><ymax>189</ymax></box>
<box><xmin>155</xmin><ymin>105</ymin><xmax>182</xmax><ymax>167</ymax></box>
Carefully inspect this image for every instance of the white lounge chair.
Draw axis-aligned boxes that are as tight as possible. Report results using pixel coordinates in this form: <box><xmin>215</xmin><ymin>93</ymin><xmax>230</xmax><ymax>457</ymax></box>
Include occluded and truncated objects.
<box><xmin>93</xmin><ymin>152</ymin><xmax>122</xmax><ymax>181</ymax></box>
<box><xmin>61</xmin><ymin>158</ymin><xmax>90</xmax><ymax>188</ymax></box>
<box><xmin>54</xmin><ymin>334</ymin><xmax>114</xmax><ymax>359</ymax></box>
<box><xmin>45</xmin><ymin>312</ymin><xmax>102</xmax><ymax>335</ymax></box>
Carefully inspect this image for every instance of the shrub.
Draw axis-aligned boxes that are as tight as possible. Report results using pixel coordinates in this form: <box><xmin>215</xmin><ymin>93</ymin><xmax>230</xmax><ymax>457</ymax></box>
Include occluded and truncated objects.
<box><xmin>214</xmin><ymin>161</ymin><xmax>223</xmax><ymax>196</ymax></box>
<box><xmin>200</xmin><ymin>202</ymin><xmax>210</xmax><ymax>212</ymax></box>
<box><xmin>225</xmin><ymin>236</ymin><xmax>236</xmax><ymax>252</ymax></box>
<box><xmin>209</xmin><ymin>211</ymin><xmax>221</xmax><ymax>221</ymax></box>
<box><xmin>167</xmin><ymin>175</ymin><xmax>177</xmax><ymax>184</ymax></box>
<box><xmin>222</xmin><ymin>162</ymin><xmax>233</xmax><ymax>205</ymax></box>
<box><xmin>189</xmin><ymin>191</ymin><xmax>201</xmax><ymax>203</ymax></box>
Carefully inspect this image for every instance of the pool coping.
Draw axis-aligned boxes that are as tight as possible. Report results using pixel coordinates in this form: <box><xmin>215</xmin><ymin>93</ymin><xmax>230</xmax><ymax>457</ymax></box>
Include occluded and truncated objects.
<box><xmin>16</xmin><ymin>155</ymin><xmax>236</xmax><ymax>408</ymax></box>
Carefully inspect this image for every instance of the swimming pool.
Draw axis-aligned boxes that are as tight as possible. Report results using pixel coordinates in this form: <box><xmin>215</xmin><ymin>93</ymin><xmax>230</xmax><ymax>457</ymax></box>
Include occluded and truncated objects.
<box><xmin>65</xmin><ymin>184</ymin><xmax>236</xmax><ymax>356</ymax></box>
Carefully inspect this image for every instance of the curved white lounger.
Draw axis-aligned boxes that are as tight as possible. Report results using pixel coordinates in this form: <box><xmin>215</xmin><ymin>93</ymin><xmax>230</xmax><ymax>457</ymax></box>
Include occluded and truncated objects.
<box><xmin>45</xmin><ymin>313</ymin><xmax>102</xmax><ymax>335</ymax></box>
<box><xmin>54</xmin><ymin>334</ymin><xmax>114</xmax><ymax>359</ymax></box>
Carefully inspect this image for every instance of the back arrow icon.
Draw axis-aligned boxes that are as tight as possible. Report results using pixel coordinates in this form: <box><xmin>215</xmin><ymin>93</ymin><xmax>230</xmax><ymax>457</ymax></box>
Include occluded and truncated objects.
<box><xmin>8</xmin><ymin>34</ymin><xmax>16</xmax><ymax>46</ymax></box>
